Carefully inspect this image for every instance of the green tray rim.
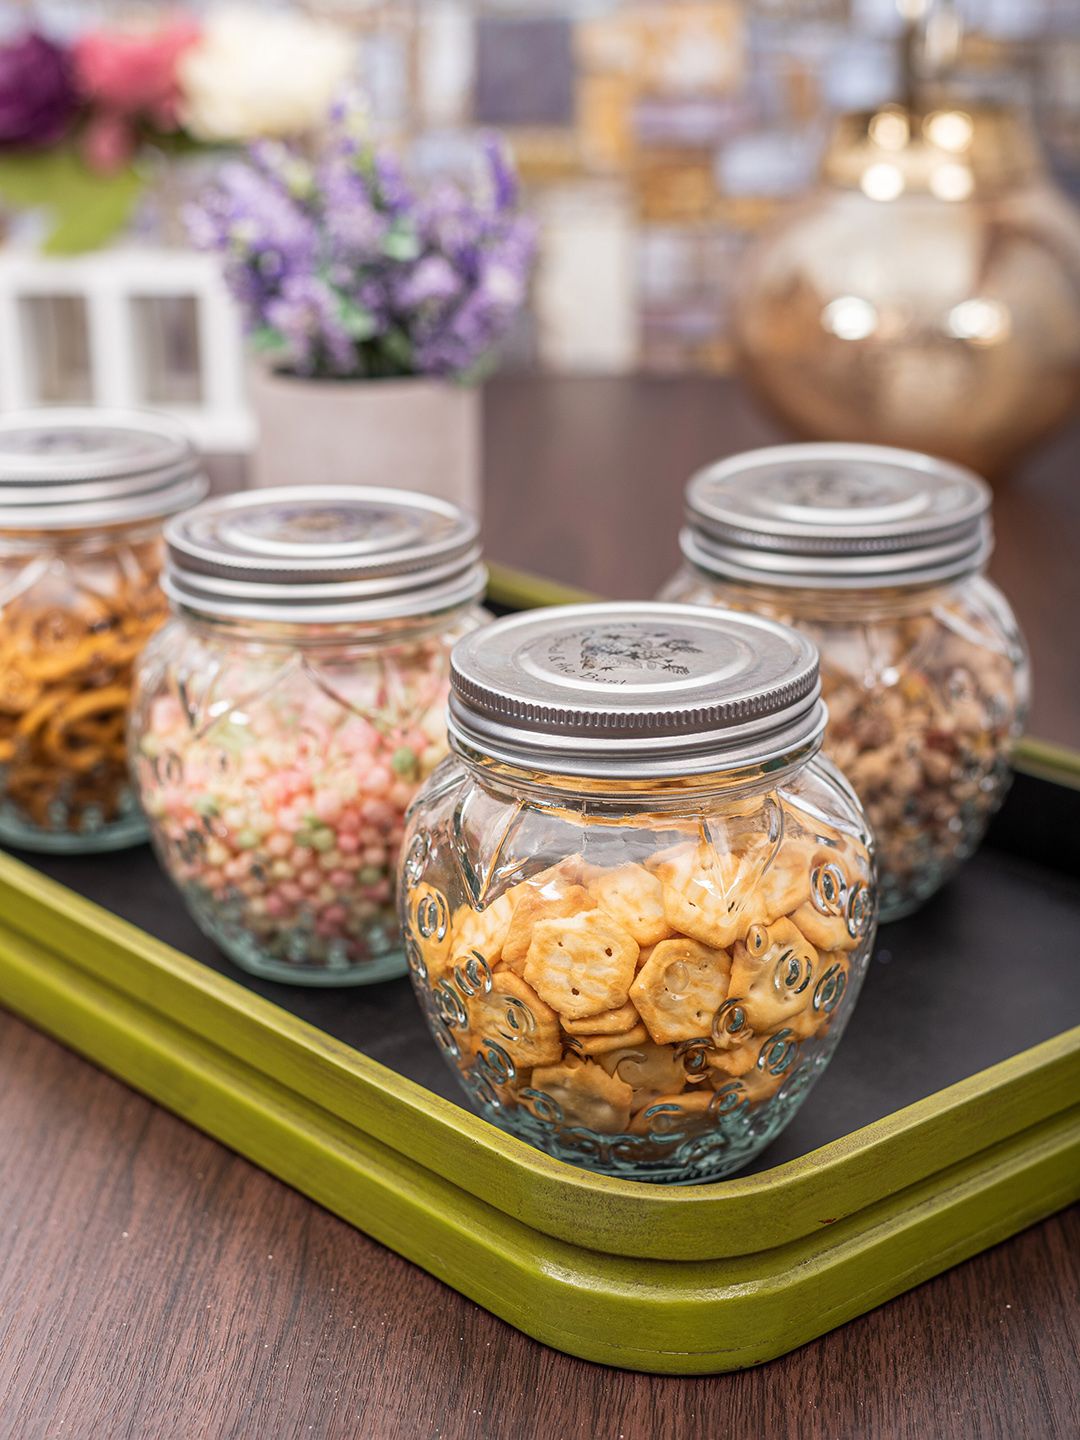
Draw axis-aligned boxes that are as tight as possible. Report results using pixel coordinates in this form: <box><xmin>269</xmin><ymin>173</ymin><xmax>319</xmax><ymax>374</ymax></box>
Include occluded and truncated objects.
<box><xmin>1</xmin><ymin>561</ymin><xmax>1077</xmax><ymax>1268</ymax></box>
<box><xmin>2</xmin><ymin>560</ymin><xmax>1079</xmax><ymax>1373</ymax></box>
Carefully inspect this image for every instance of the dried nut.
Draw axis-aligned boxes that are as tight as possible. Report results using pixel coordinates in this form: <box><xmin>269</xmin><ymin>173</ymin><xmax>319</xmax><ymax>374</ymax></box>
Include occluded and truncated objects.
<box><xmin>529</xmin><ymin>1055</ymin><xmax>634</xmax><ymax>1134</ymax></box>
<box><xmin>588</xmin><ymin>862</ymin><xmax>675</xmax><ymax>947</ymax></box>
<box><xmin>466</xmin><ymin>972</ymin><xmax>562</xmax><ymax>1067</ymax></box>
<box><xmin>523</xmin><ymin>910</ymin><xmax>639</xmax><ymax>1019</ymax></box>
<box><xmin>630</xmin><ymin>937</ymin><xmax>732</xmax><ymax>1044</ymax></box>
<box><xmin>728</xmin><ymin>917</ymin><xmax>817</xmax><ymax>1032</ymax></box>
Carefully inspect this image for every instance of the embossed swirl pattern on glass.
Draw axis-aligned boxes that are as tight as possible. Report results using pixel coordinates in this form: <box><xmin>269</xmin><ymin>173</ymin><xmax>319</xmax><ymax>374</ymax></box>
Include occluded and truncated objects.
<box><xmin>400</xmin><ymin>758</ymin><xmax>875</xmax><ymax>1182</ymax></box>
<box><xmin>661</xmin><ymin>572</ymin><xmax>1029</xmax><ymax>920</ymax></box>
<box><xmin>131</xmin><ymin>609</ymin><xmax>482</xmax><ymax>984</ymax></box>
<box><xmin>0</xmin><ymin>527</ymin><xmax>168</xmax><ymax>851</ymax></box>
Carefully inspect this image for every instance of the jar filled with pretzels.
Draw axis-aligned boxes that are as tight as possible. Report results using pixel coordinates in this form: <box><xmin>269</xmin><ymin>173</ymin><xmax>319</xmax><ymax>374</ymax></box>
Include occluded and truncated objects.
<box><xmin>400</xmin><ymin>604</ymin><xmax>877</xmax><ymax>1183</ymax></box>
<box><xmin>662</xmin><ymin>444</ymin><xmax>1029</xmax><ymax>921</ymax></box>
<box><xmin>0</xmin><ymin>410</ymin><xmax>206</xmax><ymax>852</ymax></box>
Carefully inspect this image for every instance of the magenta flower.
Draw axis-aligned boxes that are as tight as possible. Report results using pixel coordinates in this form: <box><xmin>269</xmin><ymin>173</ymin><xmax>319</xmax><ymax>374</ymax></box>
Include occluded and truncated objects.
<box><xmin>0</xmin><ymin>32</ymin><xmax>77</xmax><ymax>151</ymax></box>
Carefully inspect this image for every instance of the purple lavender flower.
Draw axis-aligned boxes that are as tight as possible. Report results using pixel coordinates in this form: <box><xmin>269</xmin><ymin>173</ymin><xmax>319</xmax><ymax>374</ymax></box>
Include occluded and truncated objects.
<box><xmin>0</xmin><ymin>32</ymin><xmax>77</xmax><ymax>150</ymax></box>
<box><xmin>187</xmin><ymin>98</ymin><xmax>535</xmax><ymax>381</ymax></box>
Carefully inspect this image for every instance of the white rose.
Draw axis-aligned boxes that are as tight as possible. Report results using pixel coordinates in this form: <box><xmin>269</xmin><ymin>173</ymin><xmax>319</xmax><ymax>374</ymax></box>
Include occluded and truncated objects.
<box><xmin>179</xmin><ymin>6</ymin><xmax>354</xmax><ymax>142</ymax></box>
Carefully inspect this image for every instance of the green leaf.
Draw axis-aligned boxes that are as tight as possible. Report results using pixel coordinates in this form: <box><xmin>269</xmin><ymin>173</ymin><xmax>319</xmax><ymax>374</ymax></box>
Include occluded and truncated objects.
<box><xmin>250</xmin><ymin>325</ymin><xmax>286</xmax><ymax>355</ymax></box>
<box><xmin>381</xmin><ymin>328</ymin><xmax>414</xmax><ymax>370</ymax></box>
<box><xmin>0</xmin><ymin>147</ymin><xmax>146</xmax><ymax>255</ymax></box>
<box><xmin>337</xmin><ymin>297</ymin><xmax>377</xmax><ymax>341</ymax></box>
<box><xmin>382</xmin><ymin>221</ymin><xmax>420</xmax><ymax>263</ymax></box>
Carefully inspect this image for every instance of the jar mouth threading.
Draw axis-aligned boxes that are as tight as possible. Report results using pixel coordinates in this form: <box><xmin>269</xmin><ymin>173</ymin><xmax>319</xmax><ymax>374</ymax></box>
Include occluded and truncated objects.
<box><xmin>175</xmin><ymin>595</ymin><xmax>486</xmax><ymax>649</ymax></box>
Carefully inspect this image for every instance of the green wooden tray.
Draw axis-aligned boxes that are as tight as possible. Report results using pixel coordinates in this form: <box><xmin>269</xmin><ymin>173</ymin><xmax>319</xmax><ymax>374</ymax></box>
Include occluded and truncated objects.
<box><xmin>0</xmin><ymin>564</ymin><xmax>1077</xmax><ymax>1374</ymax></box>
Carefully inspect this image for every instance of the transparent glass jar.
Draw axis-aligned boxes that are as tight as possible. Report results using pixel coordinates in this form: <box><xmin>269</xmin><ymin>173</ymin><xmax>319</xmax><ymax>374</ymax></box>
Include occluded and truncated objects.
<box><xmin>0</xmin><ymin>409</ymin><xmax>206</xmax><ymax>852</ymax></box>
<box><xmin>130</xmin><ymin>486</ymin><xmax>488</xmax><ymax>986</ymax></box>
<box><xmin>401</xmin><ymin>604</ymin><xmax>877</xmax><ymax>1183</ymax></box>
<box><xmin>662</xmin><ymin>444</ymin><xmax>1030</xmax><ymax>920</ymax></box>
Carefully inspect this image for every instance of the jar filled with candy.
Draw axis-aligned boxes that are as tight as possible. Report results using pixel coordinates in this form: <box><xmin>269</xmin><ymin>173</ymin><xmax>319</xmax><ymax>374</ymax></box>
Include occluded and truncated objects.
<box><xmin>400</xmin><ymin>603</ymin><xmax>877</xmax><ymax>1182</ymax></box>
<box><xmin>130</xmin><ymin>486</ymin><xmax>488</xmax><ymax>985</ymax></box>
<box><xmin>0</xmin><ymin>409</ymin><xmax>206</xmax><ymax>852</ymax></box>
<box><xmin>661</xmin><ymin>444</ymin><xmax>1029</xmax><ymax>920</ymax></box>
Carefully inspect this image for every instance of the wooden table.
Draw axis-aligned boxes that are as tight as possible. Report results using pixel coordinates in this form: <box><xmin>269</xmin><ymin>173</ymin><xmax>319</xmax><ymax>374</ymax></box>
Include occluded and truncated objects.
<box><xmin>2</xmin><ymin>377</ymin><xmax>1078</xmax><ymax>1440</ymax></box>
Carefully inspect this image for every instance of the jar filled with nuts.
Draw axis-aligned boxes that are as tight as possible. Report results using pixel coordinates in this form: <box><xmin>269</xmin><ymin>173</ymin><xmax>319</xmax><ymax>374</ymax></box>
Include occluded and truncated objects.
<box><xmin>0</xmin><ymin>409</ymin><xmax>207</xmax><ymax>852</ymax></box>
<box><xmin>400</xmin><ymin>604</ymin><xmax>877</xmax><ymax>1183</ymax></box>
<box><xmin>130</xmin><ymin>487</ymin><xmax>488</xmax><ymax>985</ymax></box>
<box><xmin>662</xmin><ymin>444</ymin><xmax>1030</xmax><ymax>920</ymax></box>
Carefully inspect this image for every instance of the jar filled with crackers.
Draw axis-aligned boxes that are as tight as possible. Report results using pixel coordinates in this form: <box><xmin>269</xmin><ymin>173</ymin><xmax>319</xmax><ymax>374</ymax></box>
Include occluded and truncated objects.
<box><xmin>0</xmin><ymin>409</ymin><xmax>207</xmax><ymax>852</ymax></box>
<box><xmin>130</xmin><ymin>486</ymin><xmax>488</xmax><ymax>985</ymax></box>
<box><xmin>400</xmin><ymin>603</ymin><xmax>877</xmax><ymax>1183</ymax></box>
<box><xmin>662</xmin><ymin>445</ymin><xmax>1029</xmax><ymax>921</ymax></box>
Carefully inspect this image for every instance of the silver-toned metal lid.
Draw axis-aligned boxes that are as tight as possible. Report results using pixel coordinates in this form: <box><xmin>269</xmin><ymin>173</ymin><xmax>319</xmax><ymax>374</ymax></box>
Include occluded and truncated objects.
<box><xmin>683</xmin><ymin>443</ymin><xmax>993</xmax><ymax>589</ymax></box>
<box><xmin>0</xmin><ymin>408</ymin><xmax>207</xmax><ymax>530</ymax></box>
<box><xmin>448</xmin><ymin>602</ymin><xmax>824</xmax><ymax>779</ymax></box>
<box><xmin>165</xmin><ymin>485</ymin><xmax>486</xmax><ymax>624</ymax></box>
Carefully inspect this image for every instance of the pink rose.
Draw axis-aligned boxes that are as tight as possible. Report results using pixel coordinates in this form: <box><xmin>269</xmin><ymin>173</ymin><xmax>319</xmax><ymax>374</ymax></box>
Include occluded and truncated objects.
<box><xmin>74</xmin><ymin>18</ymin><xmax>200</xmax><ymax>130</ymax></box>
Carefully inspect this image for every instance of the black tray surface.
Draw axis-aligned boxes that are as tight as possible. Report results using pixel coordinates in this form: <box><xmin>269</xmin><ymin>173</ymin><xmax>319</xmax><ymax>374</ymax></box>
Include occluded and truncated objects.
<box><xmin>7</xmin><ymin>771</ymin><xmax>1080</xmax><ymax>1177</ymax></box>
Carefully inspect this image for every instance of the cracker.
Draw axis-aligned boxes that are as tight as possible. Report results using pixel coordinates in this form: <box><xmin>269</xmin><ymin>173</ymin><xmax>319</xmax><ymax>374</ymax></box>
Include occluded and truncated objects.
<box><xmin>562</xmin><ymin>1000</ymin><xmax>641</xmax><ymax>1036</ymax></box>
<box><xmin>451</xmin><ymin>891</ymin><xmax>515</xmax><ymax>967</ymax></box>
<box><xmin>599</xmin><ymin>1040</ymin><xmax>687</xmax><ymax>1108</ymax></box>
<box><xmin>707</xmin><ymin>1042</ymin><xmax>759</xmax><ymax>1078</ymax></box>
<box><xmin>790</xmin><ymin>900</ymin><xmax>860</xmax><ymax>953</ymax></box>
<box><xmin>727</xmin><ymin>917</ymin><xmax>817</xmax><ymax>1033</ymax></box>
<box><xmin>747</xmin><ymin>838</ymin><xmax>817</xmax><ymax>923</ymax></box>
<box><xmin>575</xmin><ymin>1022</ymin><xmax>650</xmax><ymax>1057</ymax></box>
<box><xmin>409</xmin><ymin>883</ymin><xmax>453</xmax><ymax>980</ymax></box>
<box><xmin>629</xmin><ymin>937</ymin><xmax>732</xmax><ymax>1044</ymax></box>
<box><xmin>501</xmin><ymin>878</ymin><xmax>595</xmax><ymax>972</ymax></box>
<box><xmin>529</xmin><ymin>1055</ymin><xmax>633</xmax><ymax>1134</ymax></box>
<box><xmin>588</xmin><ymin>863</ymin><xmax>674</xmax><ymax>947</ymax></box>
<box><xmin>652</xmin><ymin>841</ymin><xmax>762</xmax><ymax>949</ymax></box>
<box><xmin>629</xmin><ymin>1088</ymin><xmax>715</xmax><ymax>1135</ymax></box>
<box><xmin>523</xmin><ymin>910</ymin><xmax>639</xmax><ymax>1020</ymax></box>
<box><xmin>466</xmin><ymin>971</ymin><xmax>562</xmax><ymax>1067</ymax></box>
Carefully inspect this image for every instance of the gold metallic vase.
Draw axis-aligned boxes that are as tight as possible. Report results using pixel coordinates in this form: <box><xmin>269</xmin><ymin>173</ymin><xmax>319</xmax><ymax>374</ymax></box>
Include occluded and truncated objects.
<box><xmin>733</xmin><ymin>106</ymin><xmax>1080</xmax><ymax>476</ymax></box>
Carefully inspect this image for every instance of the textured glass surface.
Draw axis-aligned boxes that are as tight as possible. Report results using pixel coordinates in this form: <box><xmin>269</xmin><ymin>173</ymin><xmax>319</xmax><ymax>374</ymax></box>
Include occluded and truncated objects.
<box><xmin>131</xmin><ymin>606</ymin><xmax>485</xmax><ymax>985</ymax></box>
<box><xmin>662</xmin><ymin>569</ymin><xmax>1029</xmax><ymax>920</ymax></box>
<box><xmin>0</xmin><ymin>527</ymin><xmax>167</xmax><ymax>853</ymax></box>
<box><xmin>400</xmin><ymin>753</ymin><xmax>876</xmax><ymax>1182</ymax></box>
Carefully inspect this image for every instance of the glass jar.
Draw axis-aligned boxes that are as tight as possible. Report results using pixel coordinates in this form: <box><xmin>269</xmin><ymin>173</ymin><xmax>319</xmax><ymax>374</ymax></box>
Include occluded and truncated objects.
<box><xmin>400</xmin><ymin>603</ymin><xmax>877</xmax><ymax>1183</ymax></box>
<box><xmin>0</xmin><ymin>409</ymin><xmax>206</xmax><ymax>852</ymax></box>
<box><xmin>661</xmin><ymin>443</ymin><xmax>1030</xmax><ymax>920</ymax></box>
<box><xmin>130</xmin><ymin>486</ymin><xmax>488</xmax><ymax>986</ymax></box>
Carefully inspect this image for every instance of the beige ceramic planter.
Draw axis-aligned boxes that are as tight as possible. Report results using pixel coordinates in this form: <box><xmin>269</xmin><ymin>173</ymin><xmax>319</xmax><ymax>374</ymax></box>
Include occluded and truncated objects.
<box><xmin>248</xmin><ymin>368</ymin><xmax>482</xmax><ymax>515</ymax></box>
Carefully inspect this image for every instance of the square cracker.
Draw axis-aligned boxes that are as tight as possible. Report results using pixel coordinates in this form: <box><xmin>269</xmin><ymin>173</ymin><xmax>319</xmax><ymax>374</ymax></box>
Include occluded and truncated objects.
<box><xmin>529</xmin><ymin>1055</ymin><xmax>633</xmax><ymax>1134</ymax></box>
<box><xmin>651</xmin><ymin>841</ymin><xmax>764</xmax><ymax>950</ymax></box>
<box><xmin>589</xmin><ymin>863</ymin><xmax>674</xmax><ymax>947</ymax></box>
<box><xmin>727</xmin><ymin>916</ymin><xmax>817</xmax><ymax>1033</ymax></box>
<box><xmin>502</xmin><ymin>878</ymin><xmax>595</xmax><ymax>972</ymax></box>
<box><xmin>523</xmin><ymin>910</ymin><xmax>639</xmax><ymax>1020</ymax></box>
<box><xmin>629</xmin><ymin>937</ymin><xmax>732</xmax><ymax>1044</ymax></box>
<box><xmin>599</xmin><ymin>1040</ymin><xmax>687</xmax><ymax>1109</ymax></box>
<box><xmin>562</xmin><ymin>999</ymin><xmax>641</xmax><ymax>1036</ymax></box>
<box><xmin>466</xmin><ymin>971</ymin><xmax>562</xmax><ymax>1067</ymax></box>
<box><xmin>451</xmin><ymin>891</ymin><xmax>516</xmax><ymax>967</ymax></box>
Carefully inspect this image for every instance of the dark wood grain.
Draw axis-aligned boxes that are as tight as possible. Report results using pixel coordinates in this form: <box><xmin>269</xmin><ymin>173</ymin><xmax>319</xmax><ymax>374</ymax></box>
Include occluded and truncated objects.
<box><xmin>2</xmin><ymin>377</ymin><xmax>1079</xmax><ymax>1439</ymax></box>
<box><xmin>1</xmin><ymin>1012</ymin><xmax>1077</xmax><ymax>1440</ymax></box>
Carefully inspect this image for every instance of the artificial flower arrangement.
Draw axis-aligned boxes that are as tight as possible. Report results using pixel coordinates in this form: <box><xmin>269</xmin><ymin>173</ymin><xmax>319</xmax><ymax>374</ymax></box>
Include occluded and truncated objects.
<box><xmin>187</xmin><ymin>98</ymin><xmax>536</xmax><ymax>382</ymax></box>
<box><xmin>0</xmin><ymin>6</ymin><xmax>354</xmax><ymax>253</ymax></box>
